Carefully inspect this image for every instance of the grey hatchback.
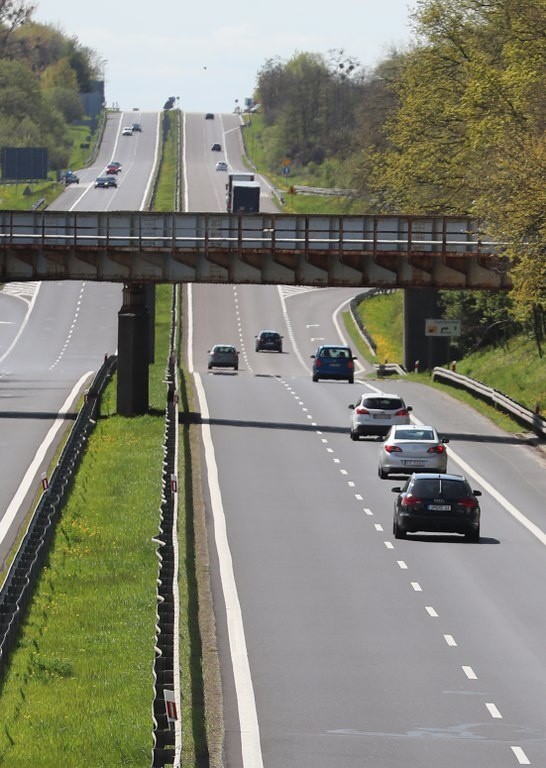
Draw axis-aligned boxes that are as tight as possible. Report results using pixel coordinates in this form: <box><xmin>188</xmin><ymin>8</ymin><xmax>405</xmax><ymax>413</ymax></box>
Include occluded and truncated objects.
<box><xmin>207</xmin><ymin>344</ymin><xmax>239</xmax><ymax>371</ymax></box>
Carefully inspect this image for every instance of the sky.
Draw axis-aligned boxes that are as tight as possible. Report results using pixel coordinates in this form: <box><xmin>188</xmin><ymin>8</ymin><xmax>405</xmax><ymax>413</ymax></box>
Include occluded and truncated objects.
<box><xmin>32</xmin><ymin>0</ymin><xmax>418</xmax><ymax>114</ymax></box>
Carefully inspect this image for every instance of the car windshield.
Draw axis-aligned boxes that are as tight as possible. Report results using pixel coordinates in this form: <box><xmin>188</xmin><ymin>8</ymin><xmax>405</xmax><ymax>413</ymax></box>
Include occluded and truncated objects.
<box><xmin>395</xmin><ymin>428</ymin><xmax>435</xmax><ymax>440</ymax></box>
<box><xmin>215</xmin><ymin>346</ymin><xmax>234</xmax><ymax>353</ymax></box>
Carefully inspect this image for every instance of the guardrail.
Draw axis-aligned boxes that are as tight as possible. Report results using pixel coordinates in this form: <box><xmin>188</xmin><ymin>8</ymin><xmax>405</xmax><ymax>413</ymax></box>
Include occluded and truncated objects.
<box><xmin>432</xmin><ymin>366</ymin><xmax>546</xmax><ymax>438</ymax></box>
<box><xmin>0</xmin><ymin>355</ymin><xmax>117</xmax><ymax>676</ymax></box>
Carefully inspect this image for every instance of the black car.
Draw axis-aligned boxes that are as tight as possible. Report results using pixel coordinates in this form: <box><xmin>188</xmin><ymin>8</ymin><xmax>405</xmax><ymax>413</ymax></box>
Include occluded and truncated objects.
<box><xmin>62</xmin><ymin>170</ymin><xmax>79</xmax><ymax>185</ymax></box>
<box><xmin>211</xmin><ymin>143</ymin><xmax>222</xmax><ymax>151</ymax></box>
<box><xmin>392</xmin><ymin>473</ymin><xmax>481</xmax><ymax>541</ymax></box>
<box><xmin>255</xmin><ymin>330</ymin><xmax>283</xmax><ymax>352</ymax></box>
<box><xmin>94</xmin><ymin>175</ymin><xmax>117</xmax><ymax>188</ymax></box>
<box><xmin>205</xmin><ymin>113</ymin><xmax>215</xmax><ymax>120</ymax></box>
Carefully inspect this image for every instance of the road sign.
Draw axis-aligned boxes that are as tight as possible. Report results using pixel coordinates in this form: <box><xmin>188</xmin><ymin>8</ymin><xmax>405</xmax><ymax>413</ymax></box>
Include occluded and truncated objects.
<box><xmin>425</xmin><ymin>319</ymin><xmax>461</xmax><ymax>337</ymax></box>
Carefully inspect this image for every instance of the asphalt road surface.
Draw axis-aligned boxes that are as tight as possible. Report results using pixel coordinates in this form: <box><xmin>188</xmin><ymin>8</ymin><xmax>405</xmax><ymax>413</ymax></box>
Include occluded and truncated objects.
<box><xmin>183</xmin><ymin>112</ymin><xmax>546</xmax><ymax>768</ymax></box>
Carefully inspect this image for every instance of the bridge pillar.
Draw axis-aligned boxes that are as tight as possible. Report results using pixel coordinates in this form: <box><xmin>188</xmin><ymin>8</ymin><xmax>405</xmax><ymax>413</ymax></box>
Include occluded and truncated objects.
<box><xmin>403</xmin><ymin>288</ymin><xmax>449</xmax><ymax>372</ymax></box>
<box><xmin>117</xmin><ymin>283</ymin><xmax>149</xmax><ymax>416</ymax></box>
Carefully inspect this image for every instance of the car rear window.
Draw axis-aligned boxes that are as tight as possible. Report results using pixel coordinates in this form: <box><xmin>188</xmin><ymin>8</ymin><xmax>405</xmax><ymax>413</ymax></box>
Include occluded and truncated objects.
<box><xmin>395</xmin><ymin>428</ymin><xmax>435</xmax><ymax>440</ymax></box>
<box><xmin>364</xmin><ymin>397</ymin><xmax>404</xmax><ymax>410</ymax></box>
<box><xmin>413</xmin><ymin>478</ymin><xmax>469</xmax><ymax>498</ymax></box>
<box><xmin>320</xmin><ymin>347</ymin><xmax>351</xmax><ymax>358</ymax></box>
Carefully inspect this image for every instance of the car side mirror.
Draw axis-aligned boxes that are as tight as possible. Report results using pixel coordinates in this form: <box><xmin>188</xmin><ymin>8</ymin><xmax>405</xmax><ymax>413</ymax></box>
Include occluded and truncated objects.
<box><xmin>442</xmin><ymin>437</ymin><xmax>449</xmax><ymax>444</ymax></box>
<box><xmin>348</xmin><ymin>404</ymin><xmax>355</xmax><ymax>410</ymax></box>
<box><xmin>473</xmin><ymin>490</ymin><xmax>482</xmax><ymax>496</ymax></box>
<box><xmin>407</xmin><ymin>406</ymin><xmax>413</xmax><ymax>411</ymax></box>
<box><xmin>391</xmin><ymin>487</ymin><xmax>402</xmax><ymax>493</ymax></box>
<box><xmin>311</xmin><ymin>354</ymin><xmax>316</xmax><ymax>359</ymax></box>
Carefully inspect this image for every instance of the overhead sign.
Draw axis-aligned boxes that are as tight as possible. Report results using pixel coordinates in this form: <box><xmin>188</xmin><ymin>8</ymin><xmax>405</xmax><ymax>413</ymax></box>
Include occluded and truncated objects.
<box><xmin>425</xmin><ymin>319</ymin><xmax>461</xmax><ymax>337</ymax></box>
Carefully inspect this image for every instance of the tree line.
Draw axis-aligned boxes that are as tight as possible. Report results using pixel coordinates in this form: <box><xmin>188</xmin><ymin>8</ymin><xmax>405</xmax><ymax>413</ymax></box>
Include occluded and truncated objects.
<box><xmin>0</xmin><ymin>0</ymin><xmax>101</xmax><ymax>170</ymax></box>
<box><xmin>254</xmin><ymin>0</ymin><xmax>546</xmax><ymax>351</ymax></box>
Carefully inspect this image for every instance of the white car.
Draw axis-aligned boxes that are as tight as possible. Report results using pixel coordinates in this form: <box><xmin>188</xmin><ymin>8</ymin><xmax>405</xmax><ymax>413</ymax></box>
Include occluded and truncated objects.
<box><xmin>215</xmin><ymin>161</ymin><xmax>228</xmax><ymax>172</ymax></box>
<box><xmin>349</xmin><ymin>392</ymin><xmax>412</xmax><ymax>440</ymax></box>
<box><xmin>122</xmin><ymin>126</ymin><xmax>133</xmax><ymax>136</ymax></box>
<box><xmin>378</xmin><ymin>424</ymin><xmax>449</xmax><ymax>479</ymax></box>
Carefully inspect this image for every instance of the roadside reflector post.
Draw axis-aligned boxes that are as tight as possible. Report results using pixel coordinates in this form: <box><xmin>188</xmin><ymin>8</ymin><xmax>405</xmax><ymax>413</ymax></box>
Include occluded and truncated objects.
<box><xmin>164</xmin><ymin>689</ymin><xmax>178</xmax><ymax>728</ymax></box>
<box><xmin>41</xmin><ymin>472</ymin><xmax>49</xmax><ymax>491</ymax></box>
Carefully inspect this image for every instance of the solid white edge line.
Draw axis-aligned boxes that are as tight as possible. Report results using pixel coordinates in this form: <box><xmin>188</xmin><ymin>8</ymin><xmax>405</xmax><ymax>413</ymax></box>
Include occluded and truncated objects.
<box><xmin>186</xmin><ymin>284</ymin><xmax>262</xmax><ymax>767</ymax></box>
<box><xmin>193</xmin><ymin>372</ymin><xmax>264</xmax><ymax>768</ymax></box>
<box><xmin>410</xmin><ymin>414</ymin><xmax>546</xmax><ymax>547</ymax></box>
<box><xmin>0</xmin><ymin>283</ymin><xmax>42</xmax><ymax>364</ymax></box>
<box><xmin>0</xmin><ymin>372</ymin><xmax>94</xmax><ymax>543</ymax></box>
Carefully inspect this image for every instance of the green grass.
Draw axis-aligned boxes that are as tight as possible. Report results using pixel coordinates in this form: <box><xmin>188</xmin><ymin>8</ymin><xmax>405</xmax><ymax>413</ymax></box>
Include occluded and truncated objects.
<box><xmin>0</xmin><ymin>125</ymin><xmax>99</xmax><ymax>212</ymax></box>
<box><xmin>0</xmin><ymin>286</ymin><xmax>179</xmax><ymax>767</ymax></box>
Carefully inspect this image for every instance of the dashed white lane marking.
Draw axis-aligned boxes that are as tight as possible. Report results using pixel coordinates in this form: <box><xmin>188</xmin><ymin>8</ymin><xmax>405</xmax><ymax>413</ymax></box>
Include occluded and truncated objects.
<box><xmin>462</xmin><ymin>666</ymin><xmax>477</xmax><ymax>680</ymax></box>
<box><xmin>384</xmin><ymin>541</ymin><xmax>394</xmax><ymax>550</ymax></box>
<box><xmin>486</xmin><ymin>702</ymin><xmax>502</xmax><ymax>719</ymax></box>
<box><xmin>444</xmin><ymin>634</ymin><xmax>457</xmax><ymax>647</ymax></box>
<box><xmin>411</xmin><ymin>582</ymin><xmax>422</xmax><ymax>592</ymax></box>
<box><xmin>397</xmin><ymin>560</ymin><xmax>408</xmax><ymax>570</ymax></box>
<box><xmin>426</xmin><ymin>607</ymin><xmax>438</xmax><ymax>617</ymax></box>
<box><xmin>374</xmin><ymin>523</ymin><xmax>383</xmax><ymax>532</ymax></box>
<box><xmin>511</xmin><ymin>746</ymin><xmax>530</xmax><ymax>764</ymax></box>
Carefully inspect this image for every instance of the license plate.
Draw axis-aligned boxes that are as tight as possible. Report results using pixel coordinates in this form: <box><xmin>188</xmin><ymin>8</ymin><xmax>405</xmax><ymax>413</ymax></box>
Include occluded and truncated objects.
<box><xmin>373</xmin><ymin>414</ymin><xmax>388</xmax><ymax>419</ymax></box>
<box><xmin>402</xmin><ymin>460</ymin><xmax>425</xmax><ymax>467</ymax></box>
<box><xmin>428</xmin><ymin>504</ymin><xmax>451</xmax><ymax>511</ymax></box>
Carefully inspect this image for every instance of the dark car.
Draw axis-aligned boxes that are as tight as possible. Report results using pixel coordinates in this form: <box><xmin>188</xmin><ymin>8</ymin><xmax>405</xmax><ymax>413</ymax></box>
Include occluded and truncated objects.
<box><xmin>62</xmin><ymin>170</ymin><xmax>79</xmax><ymax>185</ymax></box>
<box><xmin>94</xmin><ymin>175</ymin><xmax>117</xmax><ymax>188</ymax></box>
<box><xmin>211</xmin><ymin>143</ymin><xmax>222</xmax><ymax>151</ymax></box>
<box><xmin>311</xmin><ymin>344</ymin><xmax>357</xmax><ymax>383</ymax></box>
<box><xmin>205</xmin><ymin>113</ymin><xmax>215</xmax><ymax>120</ymax></box>
<box><xmin>131</xmin><ymin>122</ymin><xmax>142</xmax><ymax>132</ymax></box>
<box><xmin>392</xmin><ymin>473</ymin><xmax>481</xmax><ymax>541</ymax></box>
<box><xmin>255</xmin><ymin>330</ymin><xmax>283</xmax><ymax>352</ymax></box>
<box><xmin>106</xmin><ymin>163</ymin><xmax>121</xmax><ymax>174</ymax></box>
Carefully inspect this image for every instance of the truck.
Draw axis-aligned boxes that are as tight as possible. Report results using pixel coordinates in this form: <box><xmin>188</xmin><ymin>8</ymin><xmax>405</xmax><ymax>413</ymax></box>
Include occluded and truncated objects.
<box><xmin>228</xmin><ymin>180</ymin><xmax>261</xmax><ymax>213</ymax></box>
<box><xmin>226</xmin><ymin>171</ymin><xmax>256</xmax><ymax>212</ymax></box>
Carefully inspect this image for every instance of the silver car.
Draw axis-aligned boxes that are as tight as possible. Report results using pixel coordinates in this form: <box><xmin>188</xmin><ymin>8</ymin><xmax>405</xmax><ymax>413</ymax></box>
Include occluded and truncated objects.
<box><xmin>207</xmin><ymin>344</ymin><xmax>239</xmax><ymax>371</ymax></box>
<box><xmin>349</xmin><ymin>392</ymin><xmax>412</xmax><ymax>440</ymax></box>
<box><xmin>378</xmin><ymin>424</ymin><xmax>449</xmax><ymax>478</ymax></box>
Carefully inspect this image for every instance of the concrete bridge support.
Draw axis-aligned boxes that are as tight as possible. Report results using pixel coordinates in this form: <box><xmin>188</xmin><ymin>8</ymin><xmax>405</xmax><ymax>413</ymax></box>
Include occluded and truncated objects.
<box><xmin>117</xmin><ymin>283</ymin><xmax>150</xmax><ymax>416</ymax></box>
<box><xmin>403</xmin><ymin>288</ymin><xmax>451</xmax><ymax>372</ymax></box>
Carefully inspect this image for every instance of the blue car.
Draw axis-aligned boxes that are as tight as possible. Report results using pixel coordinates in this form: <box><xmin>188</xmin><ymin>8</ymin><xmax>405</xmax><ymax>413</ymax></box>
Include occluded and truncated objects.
<box><xmin>311</xmin><ymin>345</ymin><xmax>357</xmax><ymax>383</ymax></box>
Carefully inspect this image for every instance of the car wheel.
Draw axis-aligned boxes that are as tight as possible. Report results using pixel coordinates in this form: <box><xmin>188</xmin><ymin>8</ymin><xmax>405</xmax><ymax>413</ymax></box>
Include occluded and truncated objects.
<box><xmin>234</xmin><ymin>364</ymin><xmax>239</xmax><ymax>371</ymax></box>
<box><xmin>207</xmin><ymin>365</ymin><xmax>212</xmax><ymax>370</ymax></box>
<box><xmin>348</xmin><ymin>376</ymin><xmax>354</xmax><ymax>384</ymax></box>
<box><xmin>378</xmin><ymin>466</ymin><xmax>389</xmax><ymax>479</ymax></box>
<box><xmin>466</xmin><ymin>527</ymin><xmax>480</xmax><ymax>542</ymax></box>
<box><xmin>393</xmin><ymin>517</ymin><xmax>406</xmax><ymax>539</ymax></box>
<box><xmin>312</xmin><ymin>375</ymin><xmax>319</xmax><ymax>382</ymax></box>
<box><xmin>350</xmin><ymin>430</ymin><xmax>359</xmax><ymax>441</ymax></box>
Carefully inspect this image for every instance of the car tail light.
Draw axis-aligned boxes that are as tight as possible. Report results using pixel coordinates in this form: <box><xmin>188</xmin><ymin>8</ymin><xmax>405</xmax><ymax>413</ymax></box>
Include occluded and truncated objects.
<box><xmin>457</xmin><ymin>498</ymin><xmax>478</xmax><ymax>509</ymax></box>
<box><xmin>355</xmin><ymin>407</ymin><xmax>369</xmax><ymax>414</ymax></box>
<box><xmin>427</xmin><ymin>444</ymin><xmax>446</xmax><ymax>454</ymax></box>
<box><xmin>315</xmin><ymin>359</ymin><xmax>322</xmax><ymax>368</ymax></box>
<box><xmin>395</xmin><ymin>408</ymin><xmax>409</xmax><ymax>416</ymax></box>
<box><xmin>402</xmin><ymin>494</ymin><xmax>422</xmax><ymax>507</ymax></box>
<box><xmin>348</xmin><ymin>361</ymin><xmax>354</xmax><ymax>370</ymax></box>
<box><xmin>384</xmin><ymin>445</ymin><xmax>403</xmax><ymax>453</ymax></box>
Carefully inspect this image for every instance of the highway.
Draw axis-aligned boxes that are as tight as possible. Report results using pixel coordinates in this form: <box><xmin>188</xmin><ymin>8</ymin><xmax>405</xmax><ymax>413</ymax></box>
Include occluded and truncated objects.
<box><xmin>0</xmin><ymin>110</ymin><xmax>157</xmax><ymax>563</ymax></box>
<box><xmin>183</xmin><ymin>113</ymin><xmax>546</xmax><ymax>767</ymax></box>
<box><xmin>2</xmin><ymin>109</ymin><xmax>546</xmax><ymax>768</ymax></box>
